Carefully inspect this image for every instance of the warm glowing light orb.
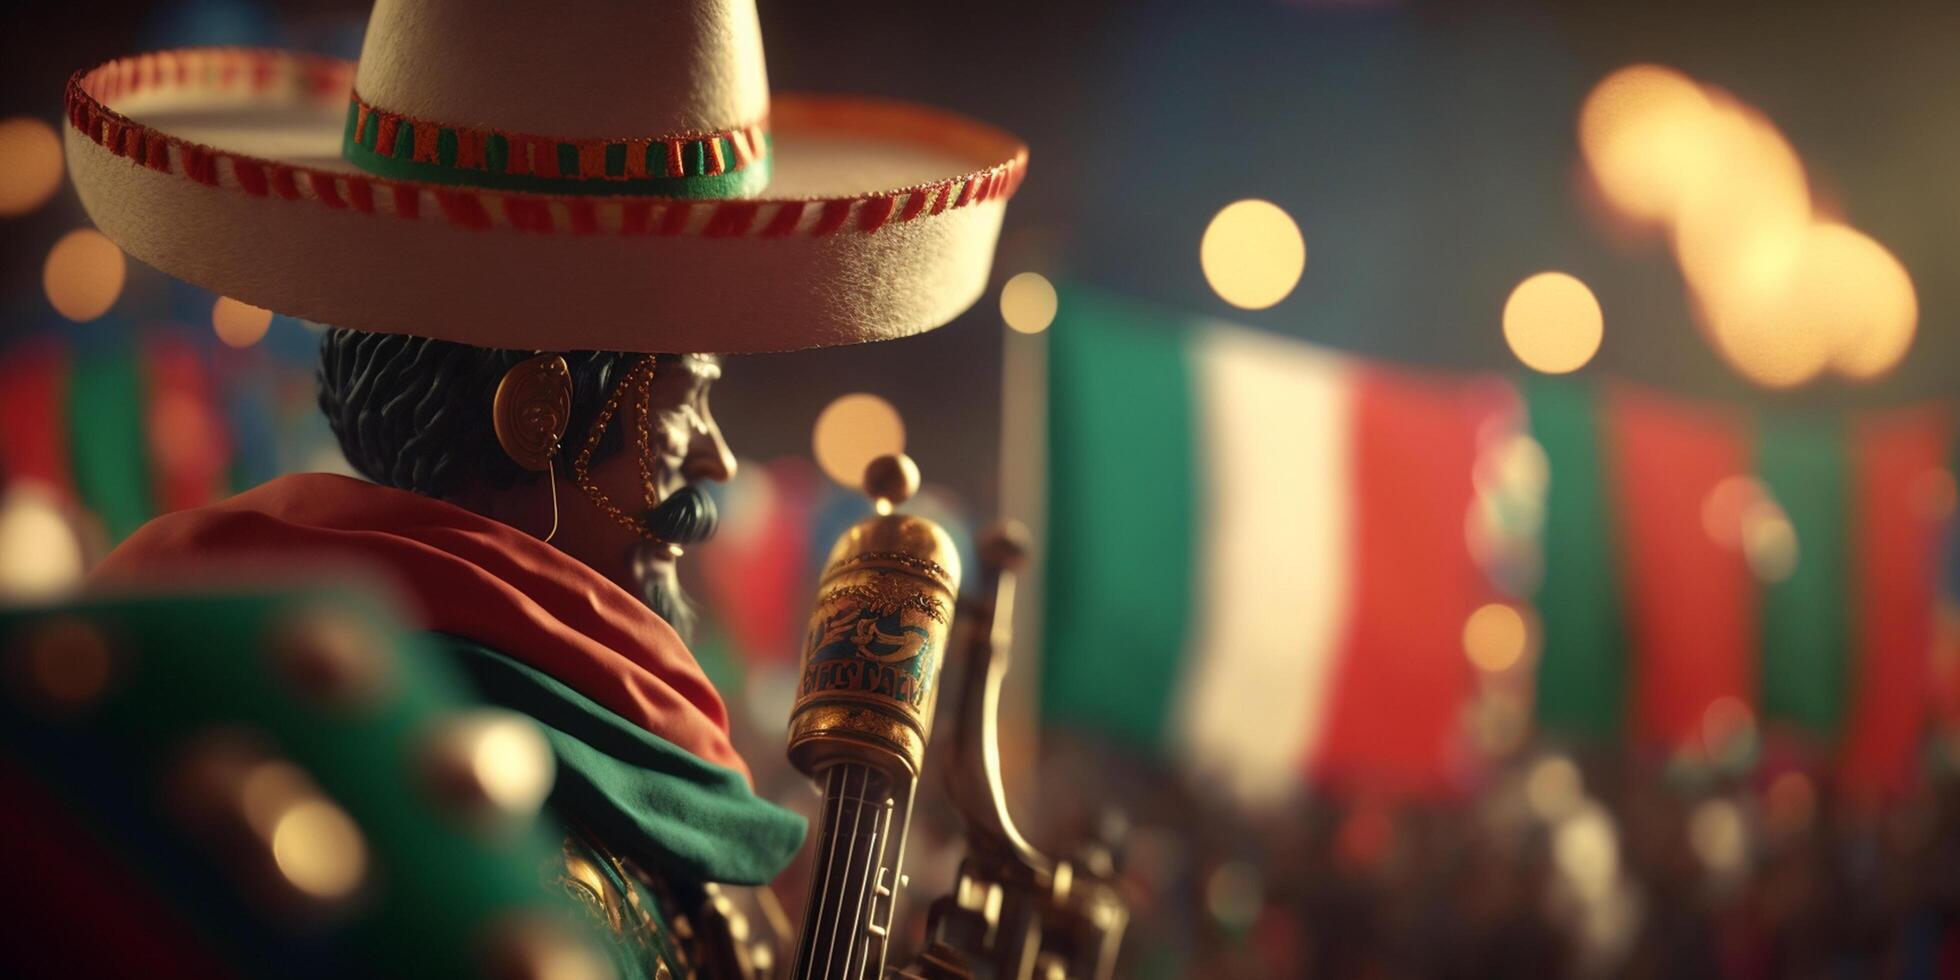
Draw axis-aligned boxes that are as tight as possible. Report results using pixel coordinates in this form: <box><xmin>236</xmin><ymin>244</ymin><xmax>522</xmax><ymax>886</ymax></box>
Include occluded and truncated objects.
<box><xmin>212</xmin><ymin>296</ymin><xmax>274</xmax><ymax>348</ymax></box>
<box><xmin>1526</xmin><ymin>755</ymin><xmax>1583</xmax><ymax>822</ymax></box>
<box><xmin>1463</xmin><ymin>602</ymin><xmax>1532</xmax><ymax>673</ymax></box>
<box><xmin>1687</xmin><ymin>798</ymin><xmax>1747</xmax><ymax>874</ymax></box>
<box><xmin>1700</xmin><ymin>476</ymin><xmax>1765</xmax><ymax>549</ymax></box>
<box><xmin>1673</xmin><ymin>98</ymin><xmax>1811</xmax><ymax>322</ymax></box>
<box><xmin>42</xmin><ymin>229</ymin><xmax>126</xmax><ymax>323</ymax></box>
<box><xmin>269</xmin><ymin>798</ymin><xmax>369</xmax><ymax>899</ymax></box>
<box><xmin>0</xmin><ymin>483</ymin><xmax>85</xmax><ymax>599</ymax></box>
<box><xmin>1578</xmin><ymin>65</ymin><xmax>1724</xmax><ymax>225</ymax></box>
<box><xmin>1701</xmin><ymin>222</ymin><xmax>1914</xmax><ymax>388</ymax></box>
<box><xmin>465</xmin><ymin>714</ymin><xmax>557</xmax><ymax>814</ymax></box>
<box><xmin>812</xmin><ymin>393</ymin><xmax>905</xmax><ymax>488</ymax></box>
<box><xmin>999</xmin><ymin>272</ymin><xmax>1059</xmax><ymax>334</ymax></box>
<box><xmin>0</xmin><ymin>117</ymin><xmax>64</xmax><ymax>217</ymax></box>
<box><xmin>1200</xmin><ymin>199</ymin><xmax>1306</xmax><ymax>310</ymax></box>
<box><xmin>1740</xmin><ymin>497</ymin><xmax>1798</xmax><ymax>583</ymax></box>
<box><xmin>1502</xmin><ymin>272</ymin><xmax>1603</xmax><ymax>374</ymax></box>
<box><xmin>1701</xmin><ymin>695</ymin><xmax>1757</xmax><ymax>757</ymax></box>
<box><xmin>1800</xmin><ymin>224</ymin><xmax>1917</xmax><ymax>380</ymax></box>
<box><xmin>1553</xmin><ymin>804</ymin><xmax>1620</xmax><ymax>901</ymax></box>
<box><xmin>1705</xmin><ymin>309</ymin><xmax>1832</xmax><ymax>390</ymax></box>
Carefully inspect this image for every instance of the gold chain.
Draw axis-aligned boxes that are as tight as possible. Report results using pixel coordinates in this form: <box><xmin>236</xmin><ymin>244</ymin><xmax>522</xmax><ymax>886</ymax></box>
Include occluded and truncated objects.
<box><xmin>572</xmin><ymin>355</ymin><xmax>664</xmax><ymax>540</ymax></box>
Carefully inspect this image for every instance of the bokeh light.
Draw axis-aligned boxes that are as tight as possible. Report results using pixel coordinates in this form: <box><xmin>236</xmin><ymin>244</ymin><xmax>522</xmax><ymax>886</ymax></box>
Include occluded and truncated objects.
<box><xmin>1687</xmin><ymin>798</ymin><xmax>1747</xmax><ymax>875</ymax></box>
<box><xmin>1740</xmin><ymin>496</ymin><xmax>1798</xmax><ymax>583</ymax></box>
<box><xmin>1672</xmin><ymin>97</ymin><xmax>1811</xmax><ymax>327</ymax></box>
<box><xmin>999</xmin><ymin>271</ymin><xmax>1059</xmax><ymax>334</ymax></box>
<box><xmin>1554</xmin><ymin>803</ymin><xmax>1620</xmax><ymax>902</ymax></box>
<box><xmin>0</xmin><ymin>117</ymin><xmax>64</xmax><ymax>217</ymax></box>
<box><xmin>1701</xmin><ymin>476</ymin><xmax>1765</xmax><ymax>549</ymax></box>
<box><xmin>1463</xmin><ymin>602</ymin><xmax>1532</xmax><ymax>673</ymax></box>
<box><xmin>812</xmin><ymin>393</ymin><xmax>905</xmax><ymax>489</ymax></box>
<box><xmin>269</xmin><ymin>798</ymin><xmax>368</xmax><ymax>899</ymax></box>
<box><xmin>212</xmin><ymin>296</ymin><xmax>274</xmax><ymax>348</ymax></box>
<box><xmin>0</xmin><ymin>483</ymin><xmax>85</xmax><ymax>599</ymax></box>
<box><xmin>1200</xmin><ymin>199</ymin><xmax>1306</xmax><ymax>310</ymax></box>
<box><xmin>1526</xmin><ymin>755</ymin><xmax>1584</xmax><ymax>822</ymax></box>
<box><xmin>42</xmin><ymin>228</ymin><xmax>126</xmax><ymax>323</ymax></box>
<box><xmin>1801</xmin><ymin>224</ymin><xmax>1917</xmax><ymax>380</ymax></box>
<box><xmin>1204</xmin><ymin>860</ymin><xmax>1264</xmax><ymax>929</ymax></box>
<box><xmin>1502</xmin><ymin>272</ymin><xmax>1604</xmax><ymax>374</ymax></box>
<box><xmin>1702</xmin><ymin>222</ymin><xmax>1913</xmax><ymax>388</ymax></box>
<box><xmin>1578</xmin><ymin>65</ymin><xmax>1725</xmax><ymax>225</ymax></box>
<box><xmin>1701</xmin><ymin>696</ymin><xmax>1758</xmax><ymax>762</ymax></box>
<box><xmin>462</xmin><ymin>713</ymin><xmax>557</xmax><ymax>815</ymax></box>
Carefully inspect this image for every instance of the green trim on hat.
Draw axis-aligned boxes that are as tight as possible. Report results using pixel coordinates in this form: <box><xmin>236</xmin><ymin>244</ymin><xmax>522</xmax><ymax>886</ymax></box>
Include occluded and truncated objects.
<box><xmin>340</xmin><ymin>100</ymin><xmax>771</xmax><ymax>200</ymax></box>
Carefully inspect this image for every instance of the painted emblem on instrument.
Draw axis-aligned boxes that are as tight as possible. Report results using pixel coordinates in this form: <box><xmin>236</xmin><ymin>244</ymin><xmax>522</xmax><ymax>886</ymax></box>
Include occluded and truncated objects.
<box><xmin>797</xmin><ymin>572</ymin><xmax>946</xmax><ymax>707</ymax></box>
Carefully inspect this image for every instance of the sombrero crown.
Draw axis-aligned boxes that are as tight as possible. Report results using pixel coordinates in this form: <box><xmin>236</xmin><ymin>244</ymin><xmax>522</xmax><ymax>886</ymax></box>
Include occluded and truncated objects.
<box><xmin>347</xmin><ymin>0</ymin><xmax>771</xmax><ymax>198</ymax></box>
<box><xmin>64</xmin><ymin>0</ymin><xmax>1026</xmax><ymax>353</ymax></box>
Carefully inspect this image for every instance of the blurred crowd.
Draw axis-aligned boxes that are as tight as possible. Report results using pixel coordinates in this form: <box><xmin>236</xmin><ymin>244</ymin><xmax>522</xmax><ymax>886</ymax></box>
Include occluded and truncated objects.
<box><xmin>1013</xmin><ymin>735</ymin><xmax>1960</xmax><ymax>980</ymax></box>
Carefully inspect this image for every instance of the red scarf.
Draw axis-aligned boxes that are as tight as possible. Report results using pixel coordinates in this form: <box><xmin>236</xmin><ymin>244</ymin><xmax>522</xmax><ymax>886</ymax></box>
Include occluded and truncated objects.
<box><xmin>91</xmin><ymin>473</ymin><xmax>747</xmax><ymax>780</ymax></box>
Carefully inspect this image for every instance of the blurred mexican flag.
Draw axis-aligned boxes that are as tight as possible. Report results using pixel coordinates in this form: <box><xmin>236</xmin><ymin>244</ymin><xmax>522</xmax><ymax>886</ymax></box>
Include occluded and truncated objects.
<box><xmin>1037</xmin><ymin>286</ymin><xmax>1959</xmax><ymax>809</ymax></box>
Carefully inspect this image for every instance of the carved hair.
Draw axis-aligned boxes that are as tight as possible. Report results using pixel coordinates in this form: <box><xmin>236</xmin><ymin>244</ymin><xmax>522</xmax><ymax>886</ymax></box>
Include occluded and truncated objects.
<box><xmin>317</xmin><ymin>327</ymin><xmax>649</xmax><ymax>498</ymax></box>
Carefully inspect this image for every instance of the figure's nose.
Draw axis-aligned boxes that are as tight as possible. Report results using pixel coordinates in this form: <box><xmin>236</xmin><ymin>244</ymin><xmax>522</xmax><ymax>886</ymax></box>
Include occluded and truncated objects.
<box><xmin>682</xmin><ymin>411</ymin><xmax>737</xmax><ymax>484</ymax></box>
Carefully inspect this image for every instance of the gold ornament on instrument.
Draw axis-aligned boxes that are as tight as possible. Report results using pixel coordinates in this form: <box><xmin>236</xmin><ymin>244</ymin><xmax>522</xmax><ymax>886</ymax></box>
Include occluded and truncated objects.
<box><xmin>787</xmin><ymin>453</ymin><xmax>960</xmax><ymax>780</ymax></box>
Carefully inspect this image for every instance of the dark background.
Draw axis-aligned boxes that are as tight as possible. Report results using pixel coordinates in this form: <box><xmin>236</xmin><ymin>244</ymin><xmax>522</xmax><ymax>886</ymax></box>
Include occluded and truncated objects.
<box><xmin>5</xmin><ymin>0</ymin><xmax>1956</xmax><ymax>519</ymax></box>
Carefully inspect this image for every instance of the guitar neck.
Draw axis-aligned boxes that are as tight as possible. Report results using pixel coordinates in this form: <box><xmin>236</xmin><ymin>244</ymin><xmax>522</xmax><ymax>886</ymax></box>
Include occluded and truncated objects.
<box><xmin>790</xmin><ymin>762</ymin><xmax>912</xmax><ymax>980</ymax></box>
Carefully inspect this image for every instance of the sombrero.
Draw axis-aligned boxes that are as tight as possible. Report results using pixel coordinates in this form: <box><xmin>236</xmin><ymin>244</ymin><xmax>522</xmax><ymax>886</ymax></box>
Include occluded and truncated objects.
<box><xmin>62</xmin><ymin>0</ymin><xmax>1027</xmax><ymax>354</ymax></box>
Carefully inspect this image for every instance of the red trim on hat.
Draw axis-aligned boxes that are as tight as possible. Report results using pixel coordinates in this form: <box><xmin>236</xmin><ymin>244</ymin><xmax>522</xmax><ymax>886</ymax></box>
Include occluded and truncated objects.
<box><xmin>760</xmin><ymin>201</ymin><xmax>804</xmax><ymax>237</ymax></box>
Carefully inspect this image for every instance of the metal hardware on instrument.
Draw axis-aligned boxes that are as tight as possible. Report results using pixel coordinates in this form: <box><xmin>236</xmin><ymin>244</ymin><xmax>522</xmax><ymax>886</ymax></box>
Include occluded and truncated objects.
<box><xmin>896</xmin><ymin>522</ymin><xmax>1128</xmax><ymax>980</ymax></box>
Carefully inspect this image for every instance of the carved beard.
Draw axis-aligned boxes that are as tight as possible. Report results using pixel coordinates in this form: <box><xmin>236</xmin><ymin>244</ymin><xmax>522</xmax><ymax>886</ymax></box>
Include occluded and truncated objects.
<box><xmin>630</xmin><ymin>484</ymin><xmax>719</xmax><ymax>644</ymax></box>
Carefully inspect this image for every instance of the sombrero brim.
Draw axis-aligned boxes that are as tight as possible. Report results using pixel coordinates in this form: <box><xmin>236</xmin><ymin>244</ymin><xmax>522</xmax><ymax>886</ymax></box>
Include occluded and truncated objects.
<box><xmin>65</xmin><ymin>49</ymin><xmax>1027</xmax><ymax>354</ymax></box>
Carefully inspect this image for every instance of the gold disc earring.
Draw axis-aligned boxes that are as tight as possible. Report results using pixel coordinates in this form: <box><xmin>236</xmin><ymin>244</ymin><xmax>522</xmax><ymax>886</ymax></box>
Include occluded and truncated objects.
<box><xmin>492</xmin><ymin>353</ymin><xmax>573</xmax><ymax>542</ymax></box>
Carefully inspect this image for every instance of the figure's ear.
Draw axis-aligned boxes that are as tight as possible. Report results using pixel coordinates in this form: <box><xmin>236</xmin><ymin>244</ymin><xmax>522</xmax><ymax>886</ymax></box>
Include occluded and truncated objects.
<box><xmin>491</xmin><ymin>353</ymin><xmax>572</xmax><ymax>472</ymax></box>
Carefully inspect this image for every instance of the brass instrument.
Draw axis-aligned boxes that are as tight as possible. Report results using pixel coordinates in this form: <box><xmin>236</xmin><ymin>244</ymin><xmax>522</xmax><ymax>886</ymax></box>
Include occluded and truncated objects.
<box><xmin>784</xmin><ymin>456</ymin><xmax>1126</xmax><ymax>980</ymax></box>
<box><xmin>785</xmin><ymin>454</ymin><xmax>960</xmax><ymax>979</ymax></box>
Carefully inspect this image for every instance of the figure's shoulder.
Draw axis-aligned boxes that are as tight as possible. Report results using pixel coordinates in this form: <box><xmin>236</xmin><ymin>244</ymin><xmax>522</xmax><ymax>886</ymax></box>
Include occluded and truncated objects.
<box><xmin>0</xmin><ymin>583</ymin><xmax>617</xmax><ymax>977</ymax></box>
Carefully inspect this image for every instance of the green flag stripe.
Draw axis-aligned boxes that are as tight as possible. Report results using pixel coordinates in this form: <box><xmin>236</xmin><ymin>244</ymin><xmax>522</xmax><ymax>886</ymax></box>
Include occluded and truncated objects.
<box><xmin>68</xmin><ymin>335</ymin><xmax>154</xmax><ymax>543</ymax></box>
<box><xmin>1040</xmin><ymin>288</ymin><xmax>1197</xmax><ymax>751</ymax></box>
<box><xmin>1527</xmin><ymin>376</ymin><xmax>1626</xmax><ymax>739</ymax></box>
<box><xmin>1755</xmin><ymin>416</ymin><xmax>1849</xmax><ymax>734</ymax></box>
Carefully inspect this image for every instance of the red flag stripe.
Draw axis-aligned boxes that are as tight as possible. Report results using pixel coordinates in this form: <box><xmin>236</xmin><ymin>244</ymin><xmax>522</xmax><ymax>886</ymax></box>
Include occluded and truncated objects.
<box><xmin>140</xmin><ymin>332</ymin><xmax>231</xmax><ymax>514</ymax></box>
<box><xmin>1607</xmin><ymin>386</ymin><xmax>1757</xmax><ymax>751</ymax></box>
<box><xmin>0</xmin><ymin>341</ymin><xmax>76</xmax><ymax>498</ymax></box>
<box><xmin>1839</xmin><ymin>407</ymin><xmax>1954</xmax><ymax>801</ymax></box>
<box><xmin>1309</xmin><ymin>368</ymin><xmax>1499</xmax><ymax>798</ymax></box>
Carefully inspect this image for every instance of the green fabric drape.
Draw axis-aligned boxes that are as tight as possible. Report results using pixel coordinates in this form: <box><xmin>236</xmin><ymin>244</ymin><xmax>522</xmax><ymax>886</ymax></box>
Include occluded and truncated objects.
<box><xmin>437</xmin><ymin>636</ymin><xmax>806</xmax><ymax>887</ymax></box>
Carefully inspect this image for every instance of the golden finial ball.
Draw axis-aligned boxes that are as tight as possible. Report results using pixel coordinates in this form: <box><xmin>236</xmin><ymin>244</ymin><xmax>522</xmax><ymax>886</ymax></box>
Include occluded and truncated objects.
<box><xmin>862</xmin><ymin>453</ymin><xmax>920</xmax><ymax>508</ymax></box>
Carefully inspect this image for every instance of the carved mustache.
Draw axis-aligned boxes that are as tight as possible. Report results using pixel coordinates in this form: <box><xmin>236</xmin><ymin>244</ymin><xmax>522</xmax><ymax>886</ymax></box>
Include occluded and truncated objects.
<box><xmin>641</xmin><ymin>483</ymin><xmax>718</xmax><ymax>546</ymax></box>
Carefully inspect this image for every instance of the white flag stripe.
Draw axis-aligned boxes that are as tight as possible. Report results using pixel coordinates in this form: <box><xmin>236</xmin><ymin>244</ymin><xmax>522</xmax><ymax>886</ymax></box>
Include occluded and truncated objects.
<box><xmin>1174</xmin><ymin>321</ymin><xmax>1356</xmax><ymax>808</ymax></box>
